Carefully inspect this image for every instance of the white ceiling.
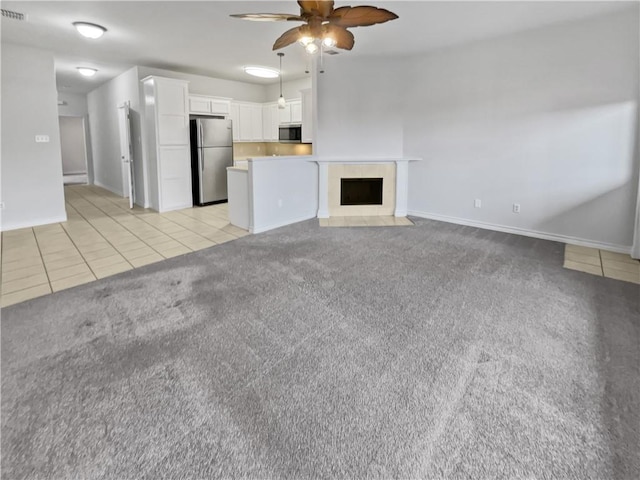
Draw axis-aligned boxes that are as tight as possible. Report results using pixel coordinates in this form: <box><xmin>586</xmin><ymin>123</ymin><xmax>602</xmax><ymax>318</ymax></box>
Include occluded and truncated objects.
<box><xmin>1</xmin><ymin>1</ymin><xmax>635</xmax><ymax>94</ymax></box>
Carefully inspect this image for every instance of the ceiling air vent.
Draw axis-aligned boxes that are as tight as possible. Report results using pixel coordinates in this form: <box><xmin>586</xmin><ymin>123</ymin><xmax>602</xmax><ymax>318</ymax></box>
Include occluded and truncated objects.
<box><xmin>1</xmin><ymin>9</ymin><xmax>26</xmax><ymax>21</ymax></box>
<box><xmin>324</xmin><ymin>50</ymin><xmax>340</xmax><ymax>55</ymax></box>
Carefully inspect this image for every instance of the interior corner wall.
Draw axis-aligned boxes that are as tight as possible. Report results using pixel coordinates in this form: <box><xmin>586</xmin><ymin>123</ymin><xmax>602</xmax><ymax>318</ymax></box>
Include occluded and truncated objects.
<box><xmin>315</xmin><ymin>56</ymin><xmax>404</xmax><ymax>158</ymax></box>
<box><xmin>1</xmin><ymin>43</ymin><xmax>66</xmax><ymax>231</ymax></box>
<box><xmin>403</xmin><ymin>9</ymin><xmax>640</xmax><ymax>251</ymax></box>
<box><xmin>87</xmin><ymin>66</ymin><xmax>145</xmax><ymax>204</ymax></box>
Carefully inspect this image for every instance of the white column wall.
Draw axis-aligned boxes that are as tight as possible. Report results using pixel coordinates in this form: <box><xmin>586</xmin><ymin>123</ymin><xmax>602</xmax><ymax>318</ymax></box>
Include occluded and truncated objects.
<box><xmin>1</xmin><ymin>44</ymin><xmax>66</xmax><ymax>231</ymax></box>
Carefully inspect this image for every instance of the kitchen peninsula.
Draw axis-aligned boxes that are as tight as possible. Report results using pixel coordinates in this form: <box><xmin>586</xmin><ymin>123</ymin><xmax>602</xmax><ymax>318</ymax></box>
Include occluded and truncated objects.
<box><xmin>227</xmin><ymin>155</ymin><xmax>318</xmax><ymax>233</ymax></box>
<box><xmin>227</xmin><ymin>155</ymin><xmax>420</xmax><ymax>234</ymax></box>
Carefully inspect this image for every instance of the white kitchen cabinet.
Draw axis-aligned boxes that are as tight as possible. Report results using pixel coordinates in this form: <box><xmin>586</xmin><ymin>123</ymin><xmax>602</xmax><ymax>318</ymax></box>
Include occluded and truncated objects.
<box><xmin>278</xmin><ymin>99</ymin><xmax>302</xmax><ymax>124</ymax></box>
<box><xmin>250</xmin><ymin>104</ymin><xmax>263</xmax><ymax>141</ymax></box>
<box><xmin>188</xmin><ymin>95</ymin><xmax>231</xmax><ymax>116</ymax></box>
<box><xmin>232</xmin><ymin>101</ymin><xmax>264</xmax><ymax>142</ymax></box>
<box><xmin>278</xmin><ymin>103</ymin><xmax>291</xmax><ymax>125</ymax></box>
<box><xmin>230</xmin><ymin>103</ymin><xmax>240</xmax><ymax>141</ymax></box>
<box><xmin>301</xmin><ymin>88</ymin><xmax>313</xmax><ymax>144</ymax></box>
<box><xmin>142</xmin><ymin>76</ymin><xmax>192</xmax><ymax>212</ymax></box>
<box><xmin>291</xmin><ymin>100</ymin><xmax>302</xmax><ymax>124</ymax></box>
<box><xmin>262</xmin><ymin>103</ymin><xmax>279</xmax><ymax>142</ymax></box>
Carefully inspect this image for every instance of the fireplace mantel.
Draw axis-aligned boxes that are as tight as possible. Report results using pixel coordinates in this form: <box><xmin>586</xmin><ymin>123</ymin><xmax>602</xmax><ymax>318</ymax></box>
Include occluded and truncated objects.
<box><xmin>310</xmin><ymin>157</ymin><xmax>421</xmax><ymax>219</ymax></box>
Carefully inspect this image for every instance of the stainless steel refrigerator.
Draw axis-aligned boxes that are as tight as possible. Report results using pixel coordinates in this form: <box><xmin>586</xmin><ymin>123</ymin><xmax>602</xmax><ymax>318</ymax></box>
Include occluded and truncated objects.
<box><xmin>190</xmin><ymin>118</ymin><xmax>233</xmax><ymax>205</ymax></box>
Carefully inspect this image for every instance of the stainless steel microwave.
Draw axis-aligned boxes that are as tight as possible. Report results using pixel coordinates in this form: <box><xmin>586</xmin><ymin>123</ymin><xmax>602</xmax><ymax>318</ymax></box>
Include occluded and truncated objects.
<box><xmin>279</xmin><ymin>124</ymin><xmax>302</xmax><ymax>143</ymax></box>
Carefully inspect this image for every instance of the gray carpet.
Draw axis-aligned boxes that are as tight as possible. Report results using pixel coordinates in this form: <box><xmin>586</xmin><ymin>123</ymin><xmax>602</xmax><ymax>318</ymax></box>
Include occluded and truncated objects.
<box><xmin>2</xmin><ymin>218</ymin><xmax>639</xmax><ymax>479</ymax></box>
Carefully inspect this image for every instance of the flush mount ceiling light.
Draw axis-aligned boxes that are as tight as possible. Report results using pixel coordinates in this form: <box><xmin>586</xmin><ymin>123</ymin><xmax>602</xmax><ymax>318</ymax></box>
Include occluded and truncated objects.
<box><xmin>243</xmin><ymin>66</ymin><xmax>279</xmax><ymax>78</ymax></box>
<box><xmin>231</xmin><ymin>1</ymin><xmax>397</xmax><ymax>53</ymax></box>
<box><xmin>77</xmin><ymin>67</ymin><xmax>98</xmax><ymax>77</ymax></box>
<box><xmin>73</xmin><ymin>21</ymin><xmax>107</xmax><ymax>39</ymax></box>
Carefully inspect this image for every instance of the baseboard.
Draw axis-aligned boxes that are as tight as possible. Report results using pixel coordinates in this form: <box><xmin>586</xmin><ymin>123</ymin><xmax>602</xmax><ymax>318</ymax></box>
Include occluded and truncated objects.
<box><xmin>1</xmin><ymin>214</ymin><xmax>68</xmax><ymax>232</ymax></box>
<box><xmin>93</xmin><ymin>180</ymin><xmax>123</xmax><ymax>197</ymax></box>
<box><xmin>251</xmin><ymin>213</ymin><xmax>317</xmax><ymax>234</ymax></box>
<box><xmin>408</xmin><ymin>210</ymin><xmax>632</xmax><ymax>254</ymax></box>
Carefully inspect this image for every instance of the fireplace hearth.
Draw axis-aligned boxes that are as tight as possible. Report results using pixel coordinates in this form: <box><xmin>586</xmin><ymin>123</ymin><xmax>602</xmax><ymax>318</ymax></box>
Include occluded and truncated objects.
<box><xmin>340</xmin><ymin>178</ymin><xmax>383</xmax><ymax>206</ymax></box>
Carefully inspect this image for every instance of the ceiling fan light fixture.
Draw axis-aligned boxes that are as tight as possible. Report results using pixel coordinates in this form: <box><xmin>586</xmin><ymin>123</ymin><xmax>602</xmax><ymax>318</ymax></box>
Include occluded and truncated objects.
<box><xmin>73</xmin><ymin>21</ymin><xmax>106</xmax><ymax>39</ymax></box>
<box><xmin>299</xmin><ymin>36</ymin><xmax>314</xmax><ymax>46</ymax></box>
<box><xmin>243</xmin><ymin>66</ymin><xmax>279</xmax><ymax>78</ymax></box>
<box><xmin>305</xmin><ymin>42</ymin><xmax>319</xmax><ymax>54</ymax></box>
<box><xmin>77</xmin><ymin>67</ymin><xmax>98</xmax><ymax>77</ymax></box>
<box><xmin>322</xmin><ymin>36</ymin><xmax>337</xmax><ymax>48</ymax></box>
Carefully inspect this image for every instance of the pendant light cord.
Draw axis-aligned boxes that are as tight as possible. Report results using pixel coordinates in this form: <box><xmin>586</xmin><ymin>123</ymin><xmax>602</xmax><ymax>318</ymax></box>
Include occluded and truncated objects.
<box><xmin>279</xmin><ymin>53</ymin><xmax>284</xmax><ymax>98</ymax></box>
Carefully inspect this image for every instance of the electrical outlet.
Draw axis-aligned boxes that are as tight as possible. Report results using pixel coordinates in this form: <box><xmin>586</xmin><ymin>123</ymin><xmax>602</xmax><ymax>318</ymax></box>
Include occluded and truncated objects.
<box><xmin>35</xmin><ymin>135</ymin><xmax>50</xmax><ymax>143</ymax></box>
<box><xmin>513</xmin><ymin>203</ymin><xmax>521</xmax><ymax>213</ymax></box>
<box><xmin>474</xmin><ymin>199</ymin><xmax>481</xmax><ymax>208</ymax></box>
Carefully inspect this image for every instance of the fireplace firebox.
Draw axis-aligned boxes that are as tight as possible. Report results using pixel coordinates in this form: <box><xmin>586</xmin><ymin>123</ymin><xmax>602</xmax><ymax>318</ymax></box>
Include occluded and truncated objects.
<box><xmin>340</xmin><ymin>178</ymin><xmax>383</xmax><ymax>206</ymax></box>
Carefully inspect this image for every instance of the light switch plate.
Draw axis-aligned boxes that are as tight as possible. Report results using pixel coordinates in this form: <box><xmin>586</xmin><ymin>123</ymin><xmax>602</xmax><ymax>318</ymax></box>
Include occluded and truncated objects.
<box><xmin>35</xmin><ymin>135</ymin><xmax>50</xmax><ymax>143</ymax></box>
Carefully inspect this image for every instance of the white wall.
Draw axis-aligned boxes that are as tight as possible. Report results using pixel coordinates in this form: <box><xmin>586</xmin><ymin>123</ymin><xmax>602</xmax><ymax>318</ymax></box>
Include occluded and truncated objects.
<box><xmin>315</xmin><ymin>56</ymin><xmax>404</xmax><ymax>158</ymax></box>
<box><xmin>59</xmin><ymin>117</ymin><xmax>87</xmax><ymax>174</ymax></box>
<box><xmin>404</xmin><ymin>9</ymin><xmax>639</xmax><ymax>251</ymax></box>
<box><xmin>314</xmin><ymin>9</ymin><xmax>639</xmax><ymax>251</ymax></box>
<box><xmin>137</xmin><ymin>66</ymin><xmax>267</xmax><ymax>103</ymax></box>
<box><xmin>249</xmin><ymin>156</ymin><xmax>318</xmax><ymax>233</ymax></box>
<box><xmin>57</xmin><ymin>92</ymin><xmax>88</xmax><ymax>117</ymax></box>
<box><xmin>87</xmin><ymin>66</ymin><xmax>144</xmax><ymax>202</ymax></box>
<box><xmin>58</xmin><ymin>91</ymin><xmax>93</xmax><ymax>182</ymax></box>
<box><xmin>1</xmin><ymin>44</ymin><xmax>66</xmax><ymax>231</ymax></box>
<box><xmin>265</xmin><ymin>77</ymin><xmax>312</xmax><ymax>102</ymax></box>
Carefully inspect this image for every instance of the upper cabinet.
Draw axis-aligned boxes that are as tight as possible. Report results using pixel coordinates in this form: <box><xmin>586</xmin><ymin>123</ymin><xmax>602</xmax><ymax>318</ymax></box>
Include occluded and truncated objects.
<box><xmin>278</xmin><ymin>99</ymin><xmax>302</xmax><ymax>125</ymax></box>
<box><xmin>188</xmin><ymin>95</ymin><xmax>231</xmax><ymax>116</ymax></box>
<box><xmin>301</xmin><ymin>89</ymin><xmax>313</xmax><ymax>144</ymax></box>
<box><xmin>210</xmin><ymin>94</ymin><xmax>312</xmax><ymax>144</ymax></box>
<box><xmin>231</xmin><ymin>101</ymin><xmax>263</xmax><ymax>142</ymax></box>
<box><xmin>262</xmin><ymin>103</ymin><xmax>279</xmax><ymax>142</ymax></box>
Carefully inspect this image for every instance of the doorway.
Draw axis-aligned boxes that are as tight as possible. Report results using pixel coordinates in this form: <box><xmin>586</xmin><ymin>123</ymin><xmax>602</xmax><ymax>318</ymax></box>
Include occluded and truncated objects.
<box><xmin>59</xmin><ymin>116</ymin><xmax>89</xmax><ymax>185</ymax></box>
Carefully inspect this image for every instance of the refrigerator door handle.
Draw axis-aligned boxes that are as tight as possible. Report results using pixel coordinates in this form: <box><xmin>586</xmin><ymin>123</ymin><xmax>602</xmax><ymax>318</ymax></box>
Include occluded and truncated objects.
<box><xmin>199</xmin><ymin>123</ymin><xmax>205</xmax><ymax>171</ymax></box>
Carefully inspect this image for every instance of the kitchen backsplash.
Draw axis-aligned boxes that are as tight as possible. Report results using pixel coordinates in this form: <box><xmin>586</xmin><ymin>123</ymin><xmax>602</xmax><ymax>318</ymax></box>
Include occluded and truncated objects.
<box><xmin>233</xmin><ymin>142</ymin><xmax>312</xmax><ymax>159</ymax></box>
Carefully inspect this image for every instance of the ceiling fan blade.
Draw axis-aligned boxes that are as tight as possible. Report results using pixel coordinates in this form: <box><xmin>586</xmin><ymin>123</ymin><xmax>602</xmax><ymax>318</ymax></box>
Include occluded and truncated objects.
<box><xmin>273</xmin><ymin>26</ymin><xmax>303</xmax><ymax>50</ymax></box>
<box><xmin>323</xmin><ymin>24</ymin><xmax>355</xmax><ymax>50</ymax></box>
<box><xmin>328</xmin><ymin>6</ymin><xmax>398</xmax><ymax>28</ymax></box>
<box><xmin>297</xmin><ymin>1</ymin><xmax>334</xmax><ymax>19</ymax></box>
<box><xmin>230</xmin><ymin>13</ymin><xmax>304</xmax><ymax>22</ymax></box>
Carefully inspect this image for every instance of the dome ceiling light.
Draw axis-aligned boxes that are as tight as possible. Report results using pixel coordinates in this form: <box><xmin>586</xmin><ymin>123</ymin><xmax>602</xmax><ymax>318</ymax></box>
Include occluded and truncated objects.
<box><xmin>73</xmin><ymin>21</ymin><xmax>107</xmax><ymax>39</ymax></box>
<box><xmin>243</xmin><ymin>66</ymin><xmax>280</xmax><ymax>78</ymax></box>
<box><xmin>77</xmin><ymin>67</ymin><xmax>98</xmax><ymax>77</ymax></box>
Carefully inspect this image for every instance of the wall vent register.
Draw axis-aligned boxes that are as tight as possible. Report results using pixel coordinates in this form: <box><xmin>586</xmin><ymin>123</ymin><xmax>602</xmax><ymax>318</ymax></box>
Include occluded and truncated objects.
<box><xmin>340</xmin><ymin>178</ymin><xmax>383</xmax><ymax>206</ymax></box>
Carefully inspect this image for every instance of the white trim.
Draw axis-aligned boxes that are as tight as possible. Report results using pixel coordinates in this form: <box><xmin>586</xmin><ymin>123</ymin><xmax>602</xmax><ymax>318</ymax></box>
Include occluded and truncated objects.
<box><xmin>408</xmin><ymin>210</ymin><xmax>632</xmax><ymax>254</ymax></box>
<box><xmin>93</xmin><ymin>180</ymin><xmax>123</xmax><ymax>197</ymax></box>
<box><xmin>1</xmin><ymin>214</ymin><xmax>68</xmax><ymax>232</ymax></box>
<box><xmin>158</xmin><ymin>203</ymin><xmax>193</xmax><ymax>213</ymax></box>
<box><xmin>251</xmin><ymin>213</ymin><xmax>316</xmax><ymax>234</ymax></box>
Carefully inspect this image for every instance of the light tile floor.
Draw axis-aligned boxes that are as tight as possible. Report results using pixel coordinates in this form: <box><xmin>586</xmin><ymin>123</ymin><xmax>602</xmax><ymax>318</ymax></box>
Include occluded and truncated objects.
<box><xmin>563</xmin><ymin>244</ymin><xmax>640</xmax><ymax>284</ymax></box>
<box><xmin>0</xmin><ymin>185</ymin><xmax>249</xmax><ymax>307</ymax></box>
<box><xmin>4</xmin><ymin>195</ymin><xmax>636</xmax><ymax>307</ymax></box>
<box><xmin>319</xmin><ymin>216</ymin><xmax>414</xmax><ymax>227</ymax></box>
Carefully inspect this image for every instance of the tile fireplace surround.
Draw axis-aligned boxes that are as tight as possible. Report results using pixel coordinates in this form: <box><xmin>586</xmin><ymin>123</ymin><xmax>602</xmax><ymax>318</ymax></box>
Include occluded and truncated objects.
<box><xmin>313</xmin><ymin>158</ymin><xmax>420</xmax><ymax>218</ymax></box>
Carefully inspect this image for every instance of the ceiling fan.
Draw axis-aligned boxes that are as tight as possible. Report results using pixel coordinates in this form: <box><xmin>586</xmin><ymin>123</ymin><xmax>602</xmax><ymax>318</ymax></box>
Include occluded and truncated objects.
<box><xmin>231</xmin><ymin>0</ymin><xmax>398</xmax><ymax>53</ymax></box>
